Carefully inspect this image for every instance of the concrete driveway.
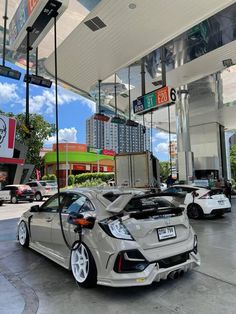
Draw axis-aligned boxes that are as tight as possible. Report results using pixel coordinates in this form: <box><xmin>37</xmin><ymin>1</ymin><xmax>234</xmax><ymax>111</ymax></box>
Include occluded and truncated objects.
<box><xmin>0</xmin><ymin>199</ymin><xmax>236</xmax><ymax>314</ymax></box>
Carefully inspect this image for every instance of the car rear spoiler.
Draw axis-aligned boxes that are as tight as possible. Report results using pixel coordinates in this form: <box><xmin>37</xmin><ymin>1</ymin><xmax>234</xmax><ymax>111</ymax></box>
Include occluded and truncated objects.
<box><xmin>106</xmin><ymin>194</ymin><xmax>133</xmax><ymax>213</ymax></box>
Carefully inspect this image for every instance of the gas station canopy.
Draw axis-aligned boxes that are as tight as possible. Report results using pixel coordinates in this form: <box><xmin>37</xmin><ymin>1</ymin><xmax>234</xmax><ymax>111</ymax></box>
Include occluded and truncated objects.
<box><xmin>2</xmin><ymin>0</ymin><xmax>236</xmax><ymax>131</ymax></box>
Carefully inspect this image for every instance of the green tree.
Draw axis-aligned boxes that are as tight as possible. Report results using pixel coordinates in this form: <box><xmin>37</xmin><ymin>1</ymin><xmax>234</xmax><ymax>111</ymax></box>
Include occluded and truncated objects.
<box><xmin>230</xmin><ymin>145</ymin><xmax>236</xmax><ymax>180</ymax></box>
<box><xmin>0</xmin><ymin>111</ymin><xmax>55</xmax><ymax>171</ymax></box>
<box><xmin>159</xmin><ymin>161</ymin><xmax>170</xmax><ymax>182</ymax></box>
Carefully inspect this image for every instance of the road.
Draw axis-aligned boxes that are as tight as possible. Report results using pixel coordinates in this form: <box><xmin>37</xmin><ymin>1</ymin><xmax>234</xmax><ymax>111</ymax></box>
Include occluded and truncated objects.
<box><xmin>0</xmin><ymin>199</ymin><xmax>236</xmax><ymax>314</ymax></box>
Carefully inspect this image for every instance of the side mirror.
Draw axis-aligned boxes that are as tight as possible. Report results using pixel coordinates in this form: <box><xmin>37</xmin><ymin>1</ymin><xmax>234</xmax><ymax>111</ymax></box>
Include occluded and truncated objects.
<box><xmin>30</xmin><ymin>205</ymin><xmax>40</xmax><ymax>212</ymax></box>
<box><xmin>68</xmin><ymin>212</ymin><xmax>96</xmax><ymax>229</ymax></box>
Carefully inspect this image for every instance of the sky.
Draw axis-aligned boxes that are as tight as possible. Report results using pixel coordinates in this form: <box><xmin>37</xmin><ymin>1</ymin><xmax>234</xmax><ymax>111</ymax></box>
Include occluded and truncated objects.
<box><xmin>0</xmin><ymin>59</ymin><xmax>172</xmax><ymax>161</ymax></box>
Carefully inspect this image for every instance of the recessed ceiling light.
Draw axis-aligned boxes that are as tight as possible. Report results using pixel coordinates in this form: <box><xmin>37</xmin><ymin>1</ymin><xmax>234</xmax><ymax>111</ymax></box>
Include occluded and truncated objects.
<box><xmin>128</xmin><ymin>3</ymin><xmax>136</xmax><ymax>9</ymax></box>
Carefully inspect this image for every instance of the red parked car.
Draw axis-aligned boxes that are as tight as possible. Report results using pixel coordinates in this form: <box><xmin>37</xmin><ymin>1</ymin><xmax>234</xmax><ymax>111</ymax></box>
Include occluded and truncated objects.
<box><xmin>0</xmin><ymin>185</ymin><xmax>35</xmax><ymax>204</ymax></box>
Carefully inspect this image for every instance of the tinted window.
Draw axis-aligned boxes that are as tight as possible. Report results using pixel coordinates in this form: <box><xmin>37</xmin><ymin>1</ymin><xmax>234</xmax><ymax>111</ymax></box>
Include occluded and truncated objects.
<box><xmin>28</xmin><ymin>182</ymin><xmax>38</xmax><ymax>187</ymax></box>
<box><xmin>2</xmin><ymin>187</ymin><xmax>10</xmax><ymax>191</ymax></box>
<box><xmin>163</xmin><ymin>187</ymin><xmax>181</xmax><ymax>193</ymax></box>
<box><xmin>61</xmin><ymin>193</ymin><xmax>81</xmax><ymax>214</ymax></box>
<box><xmin>39</xmin><ymin>181</ymin><xmax>47</xmax><ymax>186</ymax></box>
<box><xmin>40</xmin><ymin>194</ymin><xmax>63</xmax><ymax>213</ymax></box>
<box><xmin>67</xmin><ymin>195</ymin><xmax>95</xmax><ymax>214</ymax></box>
<box><xmin>125</xmin><ymin>196</ymin><xmax>175</xmax><ymax>212</ymax></box>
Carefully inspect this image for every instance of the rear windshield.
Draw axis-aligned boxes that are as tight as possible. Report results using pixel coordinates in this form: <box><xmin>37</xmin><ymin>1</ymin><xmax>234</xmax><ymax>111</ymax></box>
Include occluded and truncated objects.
<box><xmin>210</xmin><ymin>188</ymin><xmax>225</xmax><ymax>195</ymax></box>
<box><xmin>125</xmin><ymin>196</ymin><xmax>175</xmax><ymax>212</ymax></box>
<box><xmin>103</xmin><ymin>192</ymin><xmax>175</xmax><ymax>211</ymax></box>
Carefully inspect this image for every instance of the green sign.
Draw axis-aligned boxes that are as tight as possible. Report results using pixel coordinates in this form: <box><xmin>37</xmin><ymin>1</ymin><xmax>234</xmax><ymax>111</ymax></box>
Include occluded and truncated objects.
<box><xmin>144</xmin><ymin>92</ymin><xmax>156</xmax><ymax>110</ymax></box>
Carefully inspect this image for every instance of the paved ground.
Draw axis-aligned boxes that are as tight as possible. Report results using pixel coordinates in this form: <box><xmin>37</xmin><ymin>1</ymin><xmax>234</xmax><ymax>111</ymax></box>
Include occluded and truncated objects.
<box><xmin>0</xmin><ymin>199</ymin><xmax>236</xmax><ymax>314</ymax></box>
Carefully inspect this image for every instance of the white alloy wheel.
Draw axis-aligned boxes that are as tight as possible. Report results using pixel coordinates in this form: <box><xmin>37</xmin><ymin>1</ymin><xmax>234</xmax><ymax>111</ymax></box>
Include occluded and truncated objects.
<box><xmin>18</xmin><ymin>221</ymin><xmax>29</xmax><ymax>247</ymax></box>
<box><xmin>71</xmin><ymin>244</ymin><xmax>89</xmax><ymax>283</ymax></box>
<box><xmin>11</xmin><ymin>196</ymin><xmax>17</xmax><ymax>204</ymax></box>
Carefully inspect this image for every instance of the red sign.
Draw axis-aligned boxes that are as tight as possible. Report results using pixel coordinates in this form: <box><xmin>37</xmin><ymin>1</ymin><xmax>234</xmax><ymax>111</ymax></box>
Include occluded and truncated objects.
<box><xmin>0</xmin><ymin>115</ymin><xmax>16</xmax><ymax>158</ymax></box>
<box><xmin>73</xmin><ymin>165</ymin><xmax>86</xmax><ymax>171</ymax></box>
<box><xmin>156</xmin><ymin>86</ymin><xmax>169</xmax><ymax>106</ymax></box>
<box><xmin>102</xmin><ymin>149</ymin><xmax>115</xmax><ymax>156</ymax></box>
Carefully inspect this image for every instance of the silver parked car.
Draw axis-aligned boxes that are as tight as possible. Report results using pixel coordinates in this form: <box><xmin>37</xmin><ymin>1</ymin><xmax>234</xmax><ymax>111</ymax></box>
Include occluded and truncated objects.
<box><xmin>17</xmin><ymin>188</ymin><xmax>200</xmax><ymax>288</ymax></box>
<box><xmin>26</xmin><ymin>180</ymin><xmax>58</xmax><ymax>201</ymax></box>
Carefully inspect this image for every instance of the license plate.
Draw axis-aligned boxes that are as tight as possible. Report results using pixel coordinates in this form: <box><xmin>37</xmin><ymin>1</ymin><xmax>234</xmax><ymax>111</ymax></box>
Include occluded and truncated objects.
<box><xmin>157</xmin><ymin>226</ymin><xmax>176</xmax><ymax>241</ymax></box>
<box><xmin>218</xmin><ymin>200</ymin><xmax>224</xmax><ymax>205</ymax></box>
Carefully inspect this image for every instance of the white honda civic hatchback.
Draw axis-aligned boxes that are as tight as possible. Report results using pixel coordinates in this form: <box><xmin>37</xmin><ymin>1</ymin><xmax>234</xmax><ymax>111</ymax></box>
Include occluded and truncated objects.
<box><xmin>17</xmin><ymin>188</ymin><xmax>200</xmax><ymax>288</ymax></box>
<box><xmin>162</xmin><ymin>185</ymin><xmax>231</xmax><ymax>219</ymax></box>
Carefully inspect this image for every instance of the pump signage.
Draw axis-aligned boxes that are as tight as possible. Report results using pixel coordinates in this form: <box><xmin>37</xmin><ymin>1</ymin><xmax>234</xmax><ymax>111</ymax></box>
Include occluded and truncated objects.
<box><xmin>0</xmin><ymin>115</ymin><xmax>17</xmax><ymax>158</ymax></box>
<box><xmin>133</xmin><ymin>86</ymin><xmax>176</xmax><ymax>115</ymax></box>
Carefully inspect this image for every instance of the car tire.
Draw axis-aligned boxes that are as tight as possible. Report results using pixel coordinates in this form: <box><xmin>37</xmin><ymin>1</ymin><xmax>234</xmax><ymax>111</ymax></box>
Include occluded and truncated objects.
<box><xmin>0</xmin><ymin>200</ymin><xmax>3</xmax><ymax>206</ymax></box>
<box><xmin>18</xmin><ymin>221</ymin><xmax>29</xmax><ymax>248</ymax></box>
<box><xmin>71</xmin><ymin>243</ymin><xmax>97</xmax><ymax>288</ymax></box>
<box><xmin>35</xmin><ymin>192</ymin><xmax>42</xmax><ymax>201</ymax></box>
<box><xmin>187</xmin><ymin>203</ymin><xmax>203</xmax><ymax>219</ymax></box>
<box><xmin>11</xmin><ymin>196</ymin><xmax>18</xmax><ymax>204</ymax></box>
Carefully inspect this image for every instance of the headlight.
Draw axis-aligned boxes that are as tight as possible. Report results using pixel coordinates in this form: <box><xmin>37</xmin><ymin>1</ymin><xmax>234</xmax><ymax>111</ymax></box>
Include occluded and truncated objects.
<box><xmin>99</xmin><ymin>218</ymin><xmax>134</xmax><ymax>241</ymax></box>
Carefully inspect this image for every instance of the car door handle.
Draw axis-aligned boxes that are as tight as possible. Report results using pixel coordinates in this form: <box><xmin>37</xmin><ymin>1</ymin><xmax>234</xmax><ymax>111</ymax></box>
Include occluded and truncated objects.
<box><xmin>46</xmin><ymin>218</ymin><xmax>53</xmax><ymax>222</ymax></box>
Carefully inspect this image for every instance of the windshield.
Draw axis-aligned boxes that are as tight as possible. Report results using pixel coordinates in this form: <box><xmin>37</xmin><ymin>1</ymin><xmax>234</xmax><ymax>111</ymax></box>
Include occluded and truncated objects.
<box><xmin>125</xmin><ymin>196</ymin><xmax>175</xmax><ymax>212</ymax></box>
<box><xmin>39</xmin><ymin>181</ymin><xmax>57</xmax><ymax>187</ymax></box>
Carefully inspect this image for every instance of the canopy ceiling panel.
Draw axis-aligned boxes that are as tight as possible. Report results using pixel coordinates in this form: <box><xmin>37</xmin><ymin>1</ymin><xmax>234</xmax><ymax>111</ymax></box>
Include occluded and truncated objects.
<box><xmin>45</xmin><ymin>0</ymin><xmax>236</xmax><ymax>94</ymax></box>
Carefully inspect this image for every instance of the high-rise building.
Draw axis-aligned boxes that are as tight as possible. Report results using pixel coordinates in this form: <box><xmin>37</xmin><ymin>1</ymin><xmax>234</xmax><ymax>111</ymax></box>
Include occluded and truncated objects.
<box><xmin>86</xmin><ymin>116</ymin><xmax>151</xmax><ymax>153</ymax></box>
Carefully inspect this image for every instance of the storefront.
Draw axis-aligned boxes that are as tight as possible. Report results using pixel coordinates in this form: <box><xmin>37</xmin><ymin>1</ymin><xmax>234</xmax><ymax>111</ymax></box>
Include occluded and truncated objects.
<box><xmin>43</xmin><ymin>143</ymin><xmax>115</xmax><ymax>187</ymax></box>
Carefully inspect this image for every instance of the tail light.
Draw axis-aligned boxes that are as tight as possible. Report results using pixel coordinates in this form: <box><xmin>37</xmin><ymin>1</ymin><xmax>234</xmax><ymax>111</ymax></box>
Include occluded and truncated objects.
<box><xmin>16</xmin><ymin>189</ymin><xmax>22</xmax><ymax>196</ymax></box>
<box><xmin>114</xmin><ymin>250</ymin><xmax>149</xmax><ymax>273</ymax></box>
<box><xmin>199</xmin><ymin>192</ymin><xmax>212</xmax><ymax>199</ymax></box>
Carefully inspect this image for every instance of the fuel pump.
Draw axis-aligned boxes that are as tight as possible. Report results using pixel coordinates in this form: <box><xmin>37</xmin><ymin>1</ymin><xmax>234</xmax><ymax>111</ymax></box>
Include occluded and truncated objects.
<box><xmin>58</xmin><ymin>203</ymin><xmax>96</xmax><ymax>252</ymax></box>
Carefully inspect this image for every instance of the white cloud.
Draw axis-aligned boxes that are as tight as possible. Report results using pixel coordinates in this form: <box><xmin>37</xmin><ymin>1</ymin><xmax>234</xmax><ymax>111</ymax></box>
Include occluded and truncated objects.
<box><xmin>25</xmin><ymin>89</ymin><xmax>80</xmax><ymax>115</ymax></box>
<box><xmin>152</xmin><ymin>131</ymin><xmax>177</xmax><ymax>142</ymax></box>
<box><xmin>44</xmin><ymin>127</ymin><xmax>77</xmax><ymax>146</ymax></box>
<box><xmin>154</xmin><ymin>142</ymin><xmax>169</xmax><ymax>154</ymax></box>
<box><xmin>21</xmin><ymin>87</ymin><xmax>96</xmax><ymax>115</ymax></box>
<box><xmin>78</xmin><ymin>96</ymin><xmax>96</xmax><ymax>113</ymax></box>
<box><xmin>0</xmin><ymin>82</ymin><xmax>19</xmax><ymax>103</ymax></box>
<box><xmin>153</xmin><ymin>131</ymin><xmax>169</xmax><ymax>140</ymax></box>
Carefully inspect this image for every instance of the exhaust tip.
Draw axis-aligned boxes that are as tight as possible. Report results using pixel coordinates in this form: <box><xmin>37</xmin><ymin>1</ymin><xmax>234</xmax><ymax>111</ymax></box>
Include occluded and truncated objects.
<box><xmin>168</xmin><ymin>271</ymin><xmax>177</xmax><ymax>280</ymax></box>
<box><xmin>179</xmin><ymin>270</ymin><xmax>184</xmax><ymax>277</ymax></box>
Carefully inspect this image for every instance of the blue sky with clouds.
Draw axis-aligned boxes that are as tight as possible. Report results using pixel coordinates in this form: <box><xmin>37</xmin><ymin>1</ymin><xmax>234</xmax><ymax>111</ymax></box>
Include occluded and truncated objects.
<box><xmin>0</xmin><ymin>59</ymin><xmax>172</xmax><ymax>161</ymax></box>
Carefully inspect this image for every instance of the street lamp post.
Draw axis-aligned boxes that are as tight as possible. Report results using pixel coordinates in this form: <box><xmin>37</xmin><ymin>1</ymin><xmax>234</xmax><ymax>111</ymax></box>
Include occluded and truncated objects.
<box><xmin>62</xmin><ymin>139</ymin><xmax>69</xmax><ymax>187</ymax></box>
<box><xmin>97</xmin><ymin>150</ymin><xmax>100</xmax><ymax>172</ymax></box>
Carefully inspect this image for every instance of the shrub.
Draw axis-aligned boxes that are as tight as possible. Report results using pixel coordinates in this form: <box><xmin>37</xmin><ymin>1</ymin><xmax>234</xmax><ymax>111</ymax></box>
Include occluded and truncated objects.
<box><xmin>48</xmin><ymin>174</ymin><xmax>57</xmax><ymax>181</ymax></box>
<box><xmin>74</xmin><ymin>172</ymin><xmax>114</xmax><ymax>184</ymax></box>
<box><xmin>41</xmin><ymin>174</ymin><xmax>57</xmax><ymax>181</ymax></box>
<box><xmin>68</xmin><ymin>174</ymin><xmax>75</xmax><ymax>186</ymax></box>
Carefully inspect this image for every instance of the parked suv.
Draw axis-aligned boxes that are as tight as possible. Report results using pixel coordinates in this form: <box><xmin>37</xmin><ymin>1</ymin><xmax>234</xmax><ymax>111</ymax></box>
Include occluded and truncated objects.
<box><xmin>0</xmin><ymin>185</ymin><xmax>34</xmax><ymax>204</ymax></box>
<box><xmin>26</xmin><ymin>181</ymin><xmax>58</xmax><ymax>201</ymax></box>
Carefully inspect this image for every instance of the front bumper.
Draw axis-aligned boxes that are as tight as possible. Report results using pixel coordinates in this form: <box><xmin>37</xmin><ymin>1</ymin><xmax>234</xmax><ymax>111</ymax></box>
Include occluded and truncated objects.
<box><xmin>18</xmin><ymin>195</ymin><xmax>34</xmax><ymax>202</ymax></box>
<box><xmin>97</xmin><ymin>251</ymin><xmax>200</xmax><ymax>287</ymax></box>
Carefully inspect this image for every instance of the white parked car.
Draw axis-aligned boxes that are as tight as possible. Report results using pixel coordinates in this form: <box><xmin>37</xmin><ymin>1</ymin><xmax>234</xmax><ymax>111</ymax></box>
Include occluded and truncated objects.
<box><xmin>162</xmin><ymin>185</ymin><xmax>231</xmax><ymax>219</ymax></box>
